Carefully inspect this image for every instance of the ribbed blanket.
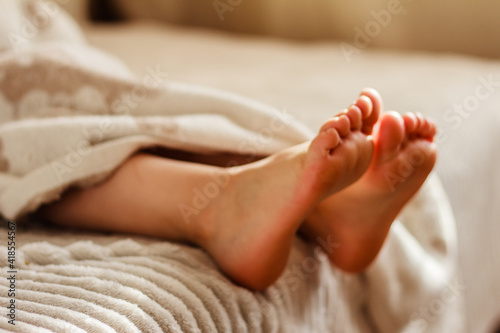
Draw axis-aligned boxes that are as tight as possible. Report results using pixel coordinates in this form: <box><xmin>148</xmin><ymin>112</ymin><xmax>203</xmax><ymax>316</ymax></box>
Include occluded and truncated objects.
<box><xmin>0</xmin><ymin>0</ymin><xmax>463</xmax><ymax>332</ymax></box>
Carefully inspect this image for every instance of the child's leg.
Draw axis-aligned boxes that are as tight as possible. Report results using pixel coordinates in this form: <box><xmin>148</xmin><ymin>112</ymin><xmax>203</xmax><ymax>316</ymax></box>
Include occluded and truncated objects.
<box><xmin>41</xmin><ymin>95</ymin><xmax>378</xmax><ymax>290</ymax></box>
<box><xmin>41</xmin><ymin>154</ymin><xmax>229</xmax><ymax>241</ymax></box>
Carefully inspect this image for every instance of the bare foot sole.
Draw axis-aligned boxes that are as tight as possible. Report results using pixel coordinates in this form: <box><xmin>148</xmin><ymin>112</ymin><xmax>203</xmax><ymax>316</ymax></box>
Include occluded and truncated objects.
<box><xmin>196</xmin><ymin>95</ymin><xmax>378</xmax><ymax>290</ymax></box>
<box><xmin>303</xmin><ymin>108</ymin><xmax>437</xmax><ymax>273</ymax></box>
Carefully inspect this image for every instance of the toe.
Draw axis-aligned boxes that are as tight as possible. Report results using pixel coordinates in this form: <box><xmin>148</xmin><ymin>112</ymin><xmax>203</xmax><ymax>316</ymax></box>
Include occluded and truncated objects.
<box><xmin>420</xmin><ymin>118</ymin><xmax>432</xmax><ymax>136</ymax></box>
<box><xmin>320</xmin><ymin>115</ymin><xmax>351</xmax><ymax>137</ymax></box>
<box><xmin>426</xmin><ymin>119</ymin><xmax>437</xmax><ymax>138</ymax></box>
<box><xmin>360</xmin><ymin>88</ymin><xmax>382</xmax><ymax>134</ymax></box>
<box><xmin>373</xmin><ymin>111</ymin><xmax>405</xmax><ymax>162</ymax></box>
<box><xmin>335</xmin><ymin>115</ymin><xmax>351</xmax><ymax>137</ymax></box>
<box><xmin>420</xmin><ymin>117</ymin><xmax>437</xmax><ymax>141</ymax></box>
<box><xmin>415</xmin><ymin>113</ymin><xmax>426</xmax><ymax>133</ymax></box>
<box><xmin>403</xmin><ymin>113</ymin><xmax>418</xmax><ymax>133</ymax></box>
<box><xmin>403</xmin><ymin>112</ymin><xmax>437</xmax><ymax>142</ymax></box>
<box><xmin>346</xmin><ymin>105</ymin><xmax>363</xmax><ymax>130</ymax></box>
<box><xmin>311</xmin><ymin>128</ymin><xmax>341</xmax><ymax>156</ymax></box>
<box><xmin>355</xmin><ymin>95</ymin><xmax>373</xmax><ymax>119</ymax></box>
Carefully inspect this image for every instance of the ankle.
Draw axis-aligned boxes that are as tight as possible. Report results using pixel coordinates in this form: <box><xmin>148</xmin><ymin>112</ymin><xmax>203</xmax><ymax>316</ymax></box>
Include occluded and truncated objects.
<box><xmin>182</xmin><ymin>167</ymin><xmax>235</xmax><ymax>247</ymax></box>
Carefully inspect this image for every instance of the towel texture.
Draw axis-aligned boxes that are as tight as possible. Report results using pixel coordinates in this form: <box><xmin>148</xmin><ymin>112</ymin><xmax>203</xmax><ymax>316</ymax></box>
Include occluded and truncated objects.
<box><xmin>0</xmin><ymin>0</ymin><xmax>462</xmax><ymax>332</ymax></box>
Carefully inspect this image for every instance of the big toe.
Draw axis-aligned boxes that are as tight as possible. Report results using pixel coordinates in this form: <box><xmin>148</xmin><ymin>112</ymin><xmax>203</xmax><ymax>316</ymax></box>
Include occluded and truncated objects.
<box><xmin>373</xmin><ymin>111</ymin><xmax>405</xmax><ymax>163</ymax></box>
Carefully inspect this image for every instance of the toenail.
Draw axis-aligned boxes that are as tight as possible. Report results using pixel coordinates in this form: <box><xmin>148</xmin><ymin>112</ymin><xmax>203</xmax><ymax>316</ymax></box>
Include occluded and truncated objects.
<box><xmin>326</xmin><ymin>128</ymin><xmax>338</xmax><ymax>136</ymax></box>
<box><xmin>359</xmin><ymin>95</ymin><xmax>372</xmax><ymax>104</ymax></box>
<box><xmin>348</xmin><ymin>104</ymin><xmax>358</xmax><ymax>111</ymax></box>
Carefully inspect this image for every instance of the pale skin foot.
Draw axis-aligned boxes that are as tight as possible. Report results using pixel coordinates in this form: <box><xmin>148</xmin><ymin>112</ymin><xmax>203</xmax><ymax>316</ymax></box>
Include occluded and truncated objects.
<box><xmin>40</xmin><ymin>95</ymin><xmax>375</xmax><ymax>290</ymax></box>
<box><xmin>302</xmin><ymin>95</ymin><xmax>438</xmax><ymax>273</ymax></box>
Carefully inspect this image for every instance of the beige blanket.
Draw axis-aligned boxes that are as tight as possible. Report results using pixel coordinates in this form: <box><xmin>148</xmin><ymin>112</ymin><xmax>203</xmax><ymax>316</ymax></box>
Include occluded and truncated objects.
<box><xmin>0</xmin><ymin>1</ymin><xmax>462</xmax><ymax>332</ymax></box>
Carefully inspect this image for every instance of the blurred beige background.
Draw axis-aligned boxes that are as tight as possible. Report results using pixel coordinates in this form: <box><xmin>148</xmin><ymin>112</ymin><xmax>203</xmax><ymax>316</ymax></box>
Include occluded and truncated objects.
<box><xmin>63</xmin><ymin>0</ymin><xmax>500</xmax><ymax>58</ymax></box>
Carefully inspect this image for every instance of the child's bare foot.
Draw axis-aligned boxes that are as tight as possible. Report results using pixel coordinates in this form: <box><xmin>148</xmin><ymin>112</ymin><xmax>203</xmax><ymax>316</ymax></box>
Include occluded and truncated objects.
<box><xmin>42</xmin><ymin>90</ymin><xmax>380</xmax><ymax>291</ymax></box>
<box><xmin>302</xmin><ymin>109</ymin><xmax>437</xmax><ymax>273</ymax></box>
<box><xmin>195</xmin><ymin>96</ymin><xmax>378</xmax><ymax>290</ymax></box>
